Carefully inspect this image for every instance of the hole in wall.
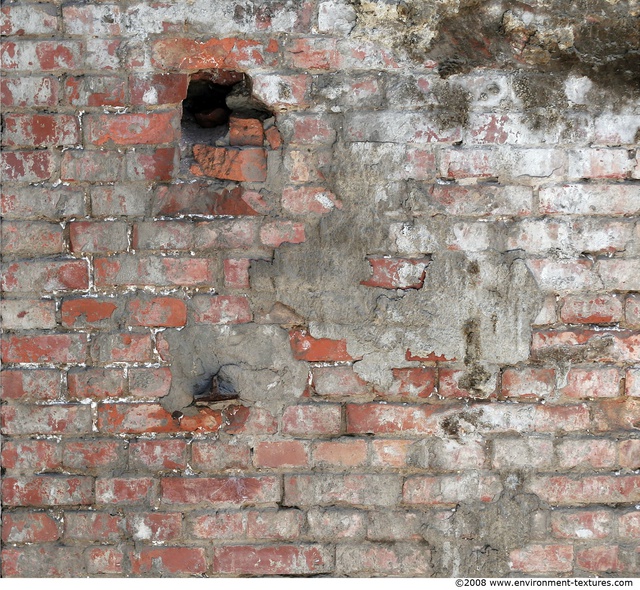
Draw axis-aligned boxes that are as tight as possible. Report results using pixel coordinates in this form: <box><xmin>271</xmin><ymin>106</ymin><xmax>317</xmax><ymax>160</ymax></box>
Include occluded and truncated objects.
<box><xmin>179</xmin><ymin>69</ymin><xmax>274</xmax><ymax>175</ymax></box>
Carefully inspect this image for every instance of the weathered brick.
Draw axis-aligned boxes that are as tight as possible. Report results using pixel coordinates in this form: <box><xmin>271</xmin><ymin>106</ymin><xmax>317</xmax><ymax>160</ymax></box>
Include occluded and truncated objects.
<box><xmin>125</xmin><ymin>147</ymin><xmax>177</xmax><ymax>181</ymax></box>
<box><xmin>61</xmin><ymin>150</ymin><xmax>123</xmax><ymax>182</ymax></box>
<box><xmin>1</xmin><ymin>404</ymin><xmax>92</xmax><ymax>436</ymax></box>
<box><xmin>260</xmin><ymin>220</ymin><xmax>305</xmax><ymax>247</ymax></box>
<box><xmin>509</xmin><ymin>545</ymin><xmax>573</xmax><ymax>574</ymax></box>
<box><xmin>560</xmin><ymin>294</ymin><xmax>623</xmax><ymax>324</ymax></box>
<box><xmin>61</xmin><ymin>298</ymin><xmax>118</xmax><ymax>328</ymax></box>
<box><xmin>0</xmin><ymin>76</ymin><xmax>59</xmax><ymax>107</ymax></box>
<box><xmin>576</xmin><ymin>546</ymin><xmax>620</xmax><ymax>572</ymax></box>
<box><xmin>1</xmin><ymin>440</ymin><xmax>61</xmax><ymax>471</ymax></box>
<box><xmin>2</xmin><ymin>476</ymin><xmax>93</xmax><ymax>506</ymax></box>
<box><xmin>1</xmin><ymin>3</ymin><xmax>58</xmax><ymax>36</ymax></box>
<box><xmin>130</xmin><ymin>547</ymin><xmax>207</xmax><ymax>576</ymax></box>
<box><xmin>551</xmin><ymin>510</ymin><xmax>613</xmax><ymax>539</ymax></box>
<box><xmin>224</xmin><ymin>258</ymin><xmax>251</xmax><ymax>289</ymax></box>
<box><xmin>336</xmin><ymin>543</ymin><xmax>431</xmax><ymax>575</ymax></box>
<box><xmin>188</xmin><ymin>512</ymin><xmax>245</xmax><ymax>540</ymax></box>
<box><xmin>126</xmin><ymin>513</ymin><xmax>182</xmax><ymax>542</ymax></box>
<box><xmin>191</xmin><ymin>441</ymin><xmax>252</xmax><ymax>472</ymax></box>
<box><xmin>161</xmin><ymin>476</ymin><xmax>281</xmax><ymax>506</ymax></box>
<box><xmin>1</xmin><ymin>186</ymin><xmax>84</xmax><ymax>220</ymax></box>
<box><xmin>91</xmin><ymin>332</ymin><xmax>154</xmax><ymax>363</ymax></box>
<box><xmin>229</xmin><ymin>117</ymin><xmax>265</xmax><ymax>146</ymax></box>
<box><xmin>212</xmin><ymin>545</ymin><xmax>332</xmax><ymax>575</ymax></box>
<box><xmin>1</xmin><ymin>150</ymin><xmax>56</xmax><ymax>182</ymax></box>
<box><xmin>192</xmin><ymin>145</ymin><xmax>267</xmax><ymax>182</ymax></box>
<box><xmin>192</xmin><ymin>295</ymin><xmax>252</xmax><ymax>324</ymax></box>
<box><xmin>63</xmin><ymin>441</ymin><xmax>126</xmax><ymax>470</ymax></box>
<box><xmin>403</xmin><ymin>473</ymin><xmax>502</xmax><ymax>506</ymax></box>
<box><xmin>528</xmin><ymin>475</ymin><xmax>640</xmax><ymax>505</ymax></box>
<box><xmin>254</xmin><ymin>441</ymin><xmax>310</xmax><ymax>469</ymax></box>
<box><xmin>1</xmin><ymin>40</ymin><xmax>83</xmax><ymax>72</ymax></box>
<box><xmin>64</xmin><ymin>75</ymin><xmax>125</xmax><ymax>107</ymax></box>
<box><xmin>96</xmin><ymin>478</ymin><xmax>156</xmax><ymax>505</ymax></box>
<box><xmin>128</xmin><ymin>297</ymin><xmax>187</xmax><ymax>327</ymax></box>
<box><xmin>312</xmin><ymin>366</ymin><xmax>369</xmax><ymax>397</ymax></box>
<box><xmin>69</xmin><ymin>221</ymin><xmax>129</xmax><ymax>254</ymax></box>
<box><xmin>246</xmin><ymin>510</ymin><xmax>304</xmax><ymax>540</ymax></box>
<box><xmin>129</xmin><ymin>73</ymin><xmax>189</xmax><ymax>105</ymax></box>
<box><xmin>362</xmin><ymin>257</ymin><xmax>429</xmax><ymax>289</ymax></box>
<box><xmin>2</xmin><ymin>334</ymin><xmax>88</xmax><ymax>364</ymax></box>
<box><xmin>289</xmin><ymin>329</ymin><xmax>352</xmax><ymax>362</ymax></box>
<box><xmin>62</xmin><ymin>4</ymin><xmax>121</xmax><ymax>36</ymax></box>
<box><xmin>0</xmin><ymin>299</ymin><xmax>57</xmax><ymax>330</ymax></box>
<box><xmin>2</xmin><ymin>513</ymin><xmax>61</xmax><ymax>543</ymax></box>
<box><xmin>85</xmin><ymin>112</ymin><xmax>179</xmax><ymax>147</ymax></box>
<box><xmin>2</xmin><ymin>546</ymin><xmax>86</xmax><ymax>577</ymax></box>
<box><xmin>313</xmin><ymin>439</ymin><xmax>368</xmax><ymax>468</ymax></box>
<box><xmin>129</xmin><ymin>439</ymin><xmax>187</xmax><ymax>471</ymax></box>
<box><xmin>555</xmin><ymin>439</ymin><xmax>617</xmax><ymax>470</ymax></box>
<box><xmin>63</xmin><ymin>512</ymin><xmax>124</xmax><ymax>542</ymax></box>
<box><xmin>87</xmin><ymin>547</ymin><xmax>124</xmax><ymax>575</ymax></box>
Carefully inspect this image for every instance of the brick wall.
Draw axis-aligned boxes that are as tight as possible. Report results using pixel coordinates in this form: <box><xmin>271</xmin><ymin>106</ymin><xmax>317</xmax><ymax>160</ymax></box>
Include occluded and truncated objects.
<box><xmin>1</xmin><ymin>0</ymin><xmax>640</xmax><ymax>577</ymax></box>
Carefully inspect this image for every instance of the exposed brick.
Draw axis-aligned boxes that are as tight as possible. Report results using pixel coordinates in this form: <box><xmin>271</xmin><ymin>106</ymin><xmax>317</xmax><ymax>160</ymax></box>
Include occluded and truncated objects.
<box><xmin>289</xmin><ymin>329</ymin><xmax>353</xmax><ymax>362</ymax></box>
<box><xmin>1</xmin><ymin>150</ymin><xmax>56</xmax><ymax>182</ymax></box>
<box><xmin>509</xmin><ymin>545</ymin><xmax>573</xmax><ymax>574</ymax></box>
<box><xmin>229</xmin><ymin>117</ymin><xmax>265</xmax><ymax>146</ymax></box>
<box><xmin>362</xmin><ymin>257</ymin><xmax>429</xmax><ymax>289</ymax></box>
<box><xmin>555</xmin><ymin>439</ymin><xmax>617</xmax><ymax>470</ymax></box>
<box><xmin>189</xmin><ymin>512</ymin><xmax>245</xmax><ymax>540</ymax></box>
<box><xmin>246</xmin><ymin>510</ymin><xmax>303</xmax><ymax>540</ymax></box>
<box><xmin>253</xmin><ymin>441</ymin><xmax>310</xmax><ymax>469</ymax></box>
<box><xmin>192</xmin><ymin>295</ymin><xmax>252</xmax><ymax>324</ymax></box>
<box><xmin>370</xmin><ymin>439</ymin><xmax>414</xmax><ymax>468</ymax></box>
<box><xmin>576</xmin><ymin>546</ymin><xmax>620</xmax><ymax>572</ymax></box>
<box><xmin>126</xmin><ymin>513</ymin><xmax>182</xmax><ymax>542</ymax></box>
<box><xmin>63</xmin><ymin>441</ymin><xmax>126</xmax><ymax>470</ymax></box>
<box><xmin>619</xmin><ymin>440</ymin><xmax>640</xmax><ymax>469</ymax></box>
<box><xmin>1</xmin><ymin>40</ymin><xmax>83</xmax><ymax>72</ymax></box>
<box><xmin>63</xmin><ymin>512</ymin><xmax>124</xmax><ymax>543</ymax></box>
<box><xmin>68</xmin><ymin>368</ymin><xmax>125</xmax><ymax>400</ymax></box>
<box><xmin>551</xmin><ymin>510</ymin><xmax>613</xmax><ymax>540</ymax></box>
<box><xmin>560</xmin><ymin>294</ymin><xmax>623</xmax><ymax>324</ymax></box>
<box><xmin>1</xmin><ymin>222</ymin><xmax>64</xmax><ymax>258</ymax></box>
<box><xmin>2</xmin><ymin>512</ymin><xmax>61</xmax><ymax>544</ymax></box>
<box><xmin>61</xmin><ymin>150</ymin><xmax>123</xmax><ymax>182</ymax></box>
<box><xmin>0</xmin><ymin>368</ymin><xmax>60</xmax><ymax>401</ymax></box>
<box><xmin>1</xmin><ymin>404</ymin><xmax>92</xmax><ymax>436</ymax></box>
<box><xmin>87</xmin><ymin>547</ymin><xmax>124</xmax><ymax>575</ymax></box>
<box><xmin>129</xmin><ymin>439</ymin><xmax>187</xmax><ymax>471</ymax></box>
<box><xmin>64</xmin><ymin>75</ymin><xmax>126</xmax><ymax>107</ymax></box>
<box><xmin>1</xmin><ymin>546</ymin><xmax>86</xmax><ymax>577</ymax></box>
<box><xmin>559</xmin><ymin>367</ymin><xmax>621</xmax><ymax>399</ymax></box>
<box><xmin>260</xmin><ymin>220</ymin><xmax>306</xmax><ymax>247</ymax></box>
<box><xmin>212</xmin><ymin>545</ymin><xmax>331</xmax><ymax>575</ymax></box>
<box><xmin>386</xmin><ymin>367</ymin><xmax>436</xmax><ymax>399</ymax></box>
<box><xmin>129</xmin><ymin>73</ymin><xmax>189</xmax><ymax>105</ymax></box>
<box><xmin>130</xmin><ymin>547</ymin><xmax>207</xmax><ymax>576</ymax></box>
<box><xmin>125</xmin><ymin>147</ymin><xmax>177</xmax><ymax>181</ymax></box>
<box><xmin>3</xmin><ymin>114</ymin><xmax>79</xmax><ymax>148</ymax></box>
<box><xmin>1</xmin><ymin>4</ymin><xmax>58</xmax><ymax>36</ymax></box>
<box><xmin>282</xmin><ymin>185</ymin><xmax>341</xmax><ymax>214</ymax></box>
<box><xmin>313</xmin><ymin>439</ymin><xmax>368</xmax><ymax>468</ymax></box>
<box><xmin>312</xmin><ymin>366</ymin><xmax>369</xmax><ymax>397</ymax></box>
<box><xmin>2</xmin><ymin>476</ymin><xmax>93</xmax><ymax>507</ymax></box>
<box><xmin>527</xmin><ymin>475</ymin><xmax>640</xmax><ymax>505</ymax></box>
<box><xmin>336</xmin><ymin>542</ymin><xmax>431</xmax><ymax>575</ymax></box>
<box><xmin>0</xmin><ymin>76</ymin><xmax>59</xmax><ymax>107</ymax></box>
<box><xmin>403</xmin><ymin>473</ymin><xmax>502</xmax><ymax>506</ymax></box>
<box><xmin>2</xmin><ymin>334</ymin><xmax>88</xmax><ymax>364</ymax></box>
<box><xmin>91</xmin><ymin>332</ymin><xmax>154</xmax><ymax>363</ymax></box>
<box><xmin>1</xmin><ymin>440</ymin><xmax>61</xmax><ymax>471</ymax></box>
<box><xmin>346</xmin><ymin>403</ymin><xmax>439</xmax><ymax>436</ymax></box>
<box><xmin>307</xmin><ymin>507</ymin><xmax>366</xmax><ymax>540</ymax></box>
<box><xmin>69</xmin><ymin>221</ymin><xmax>129</xmax><ymax>254</ymax></box>
<box><xmin>501</xmin><ymin>367</ymin><xmax>555</xmax><ymax>400</ymax></box>
<box><xmin>96</xmin><ymin>478</ymin><xmax>156</xmax><ymax>506</ymax></box>
<box><xmin>619</xmin><ymin>512</ymin><xmax>640</xmax><ymax>539</ymax></box>
<box><xmin>161</xmin><ymin>476</ymin><xmax>281</xmax><ymax>506</ymax></box>
<box><xmin>2</xmin><ymin>259</ymin><xmax>89</xmax><ymax>293</ymax></box>
<box><xmin>128</xmin><ymin>297</ymin><xmax>187</xmax><ymax>327</ymax></box>
<box><xmin>191</xmin><ymin>442</ymin><xmax>252</xmax><ymax>472</ymax></box>
<box><xmin>85</xmin><ymin>112</ymin><xmax>179</xmax><ymax>147</ymax></box>
<box><xmin>224</xmin><ymin>258</ymin><xmax>251</xmax><ymax>289</ymax></box>
<box><xmin>61</xmin><ymin>298</ymin><xmax>118</xmax><ymax>328</ymax></box>
<box><xmin>192</xmin><ymin>145</ymin><xmax>267</xmax><ymax>182</ymax></box>
<box><xmin>1</xmin><ymin>186</ymin><xmax>84</xmax><ymax>220</ymax></box>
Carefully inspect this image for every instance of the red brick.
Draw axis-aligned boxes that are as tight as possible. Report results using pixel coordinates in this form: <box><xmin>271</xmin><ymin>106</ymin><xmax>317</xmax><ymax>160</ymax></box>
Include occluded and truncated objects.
<box><xmin>192</xmin><ymin>295</ymin><xmax>252</xmax><ymax>324</ymax></box>
<box><xmin>130</xmin><ymin>73</ymin><xmax>189</xmax><ymax>105</ymax></box>
<box><xmin>194</xmin><ymin>218</ymin><xmax>259</xmax><ymax>249</ymax></box>
<box><xmin>289</xmin><ymin>329</ymin><xmax>352</xmax><ymax>362</ymax></box>
<box><xmin>61</xmin><ymin>150</ymin><xmax>123</xmax><ymax>182</ymax></box>
<box><xmin>403</xmin><ymin>473</ymin><xmax>502</xmax><ymax>506</ymax></box>
<box><xmin>1</xmin><ymin>440</ymin><xmax>61</xmax><ymax>471</ymax></box>
<box><xmin>312</xmin><ymin>366</ymin><xmax>369</xmax><ymax>397</ymax></box>
<box><xmin>63</xmin><ymin>512</ymin><xmax>124</xmax><ymax>542</ymax></box>
<box><xmin>223</xmin><ymin>405</ymin><xmax>278</xmax><ymax>435</ymax></box>
<box><xmin>129</xmin><ymin>439</ymin><xmax>187</xmax><ymax>471</ymax></box>
<box><xmin>125</xmin><ymin>147</ymin><xmax>177</xmax><ymax>181</ymax></box>
<box><xmin>438</xmin><ymin>369</ymin><xmax>496</xmax><ymax>399</ymax></box>
<box><xmin>96</xmin><ymin>478</ymin><xmax>155</xmax><ymax>505</ymax></box>
<box><xmin>313</xmin><ymin>440</ymin><xmax>367</xmax><ymax>468</ymax></box>
<box><xmin>61</xmin><ymin>298</ymin><xmax>117</xmax><ymax>328</ymax></box>
<box><xmin>591</xmin><ymin>398</ymin><xmax>640</xmax><ymax>432</ymax></box>
<box><xmin>1</xmin><ymin>369</ymin><xmax>61</xmax><ymax>401</ymax></box>
<box><xmin>386</xmin><ymin>367</ymin><xmax>436</xmax><ymax>399</ymax></box>
<box><xmin>189</xmin><ymin>512</ymin><xmax>245</xmax><ymax>540</ymax></box>
<box><xmin>619</xmin><ymin>440</ymin><xmax>640</xmax><ymax>469</ymax></box>
<box><xmin>98</xmin><ymin>403</ymin><xmax>223</xmax><ymax>435</ymax></box>
<box><xmin>2</xmin><ymin>259</ymin><xmax>88</xmax><ymax>293</ymax></box>
<box><xmin>3</xmin><ymin>114</ymin><xmax>79</xmax><ymax>147</ymax></box>
<box><xmin>128</xmin><ymin>367</ymin><xmax>171</xmax><ymax>399</ymax></box>
<box><xmin>161</xmin><ymin>476</ymin><xmax>280</xmax><ymax>505</ymax></box>
<box><xmin>560</xmin><ymin>294</ymin><xmax>623</xmax><ymax>324</ymax></box>
<box><xmin>0</xmin><ymin>76</ymin><xmax>59</xmax><ymax>108</ymax></box>
<box><xmin>336</xmin><ymin>543</ymin><xmax>431</xmax><ymax>575</ymax></box>
<box><xmin>224</xmin><ymin>258</ymin><xmax>251</xmax><ymax>289</ymax></box>
<box><xmin>528</xmin><ymin>475</ymin><xmax>640</xmax><ymax>505</ymax></box>
<box><xmin>559</xmin><ymin>367</ymin><xmax>621</xmax><ymax>399</ymax></box>
<box><xmin>69</xmin><ymin>220</ymin><xmax>129</xmax><ymax>253</ymax></box>
<box><xmin>91</xmin><ymin>185</ymin><xmax>149</xmax><ymax>217</ymax></box>
<box><xmin>254</xmin><ymin>441</ymin><xmax>310</xmax><ymax>469</ymax></box>
<box><xmin>265</xmin><ymin>126</ymin><xmax>283</xmax><ymax>149</ymax></box>
<box><xmin>63</xmin><ymin>440</ymin><xmax>125</xmax><ymax>470</ymax></box>
<box><xmin>128</xmin><ymin>297</ymin><xmax>187</xmax><ymax>327</ymax></box>
<box><xmin>67</xmin><ymin>368</ymin><xmax>125</xmax><ymax>400</ymax></box>
<box><xmin>2</xmin><ymin>476</ymin><xmax>93</xmax><ymax>506</ymax></box>
<box><xmin>260</xmin><ymin>220</ymin><xmax>306</xmax><ymax>247</ymax></box>
<box><xmin>346</xmin><ymin>403</ymin><xmax>439</xmax><ymax>435</ymax></box>
<box><xmin>64</xmin><ymin>75</ymin><xmax>126</xmax><ymax>107</ymax></box>
<box><xmin>85</xmin><ymin>38</ymin><xmax>121</xmax><ymax>70</ymax></box>
<box><xmin>95</xmin><ymin>255</ymin><xmax>215</xmax><ymax>288</ymax></box>
<box><xmin>62</xmin><ymin>4</ymin><xmax>121</xmax><ymax>36</ymax></box>
<box><xmin>91</xmin><ymin>332</ymin><xmax>154</xmax><ymax>363</ymax></box>
<box><xmin>576</xmin><ymin>546</ymin><xmax>620</xmax><ymax>572</ymax></box>
<box><xmin>87</xmin><ymin>548</ymin><xmax>124</xmax><ymax>575</ymax></box>
<box><xmin>618</xmin><ymin>512</ymin><xmax>640</xmax><ymax>538</ymax></box>
<box><xmin>246</xmin><ymin>510</ymin><xmax>303</xmax><ymax>540</ymax></box>
<box><xmin>1</xmin><ymin>222</ymin><xmax>64</xmax><ymax>258</ymax></box>
<box><xmin>2</xmin><ymin>513</ymin><xmax>61</xmax><ymax>543</ymax></box>
<box><xmin>501</xmin><ymin>367</ymin><xmax>555</xmax><ymax>400</ymax></box>
<box><xmin>282</xmin><ymin>185</ymin><xmax>341</xmax><ymax>214</ymax></box>
<box><xmin>1</xmin><ymin>150</ymin><xmax>55</xmax><ymax>182</ymax></box>
<box><xmin>307</xmin><ymin>508</ymin><xmax>367</xmax><ymax>540</ymax></box>
<box><xmin>130</xmin><ymin>547</ymin><xmax>207</xmax><ymax>576</ymax></box>
<box><xmin>1</xmin><ymin>546</ymin><xmax>86</xmax><ymax>577</ymax></box>
<box><xmin>371</xmin><ymin>439</ymin><xmax>414</xmax><ymax>468</ymax></box>
<box><xmin>2</xmin><ymin>404</ymin><xmax>91</xmax><ymax>436</ymax></box>
<box><xmin>152</xmin><ymin>184</ymin><xmax>259</xmax><ymax>216</ymax></box>
<box><xmin>2</xmin><ymin>334</ymin><xmax>87</xmax><ymax>364</ymax></box>
<box><xmin>361</xmin><ymin>257</ymin><xmax>429</xmax><ymax>289</ymax></box>
<box><xmin>551</xmin><ymin>510</ymin><xmax>613</xmax><ymax>539</ymax></box>
<box><xmin>284</xmin><ymin>474</ymin><xmax>401</xmax><ymax>507</ymax></box>
<box><xmin>151</xmin><ymin>37</ymin><xmax>277</xmax><ymax>71</ymax></box>
<box><xmin>1</xmin><ymin>3</ymin><xmax>58</xmax><ymax>36</ymax></box>
<box><xmin>1</xmin><ymin>40</ymin><xmax>82</xmax><ymax>71</ymax></box>
<box><xmin>282</xmin><ymin>404</ymin><xmax>342</xmax><ymax>436</ymax></box>
<box><xmin>126</xmin><ymin>512</ymin><xmax>182</xmax><ymax>541</ymax></box>
<box><xmin>192</xmin><ymin>145</ymin><xmax>267</xmax><ymax>182</ymax></box>
<box><xmin>212</xmin><ymin>545</ymin><xmax>331</xmax><ymax>575</ymax></box>
<box><xmin>132</xmin><ymin>220</ymin><xmax>193</xmax><ymax>250</ymax></box>
<box><xmin>191</xmin><ymin>442</ymin><xmax>251</xmax><ymax>472</ymax></box>
<box><xmin>1</xmin><ymin>186</ymin><xmax>84</xmax><ymax>220</ymax></box>
<box><xmin>509</xmin><ymin>544</ymin><xmax>573</xmax><ymax>573</ymax></box>
<box><xmin>288</xmin><ymin>37</ymin><xmax>341</xmax><ymax>70</ymax></box>
<box><xmin>229</xmin><ymin>117</ymin><xmax>265</xmax><ymax>147</ymax></box>
<box><xmin>555</xmin><ymin>439</ymin><xmax>617</xmax><ymax>470</ymax></box>
<box><xmin>85</xmin><ymin>112</ymin><xmax>179</xmax><ymax>147</ymax></box>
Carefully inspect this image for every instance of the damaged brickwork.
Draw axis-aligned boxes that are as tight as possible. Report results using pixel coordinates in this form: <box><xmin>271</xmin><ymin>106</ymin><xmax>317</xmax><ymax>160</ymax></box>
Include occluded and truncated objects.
<box><xmin>1</xmin><ymin>0</ymin><xmax>640</xmax><ymax>578</ymax></box>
